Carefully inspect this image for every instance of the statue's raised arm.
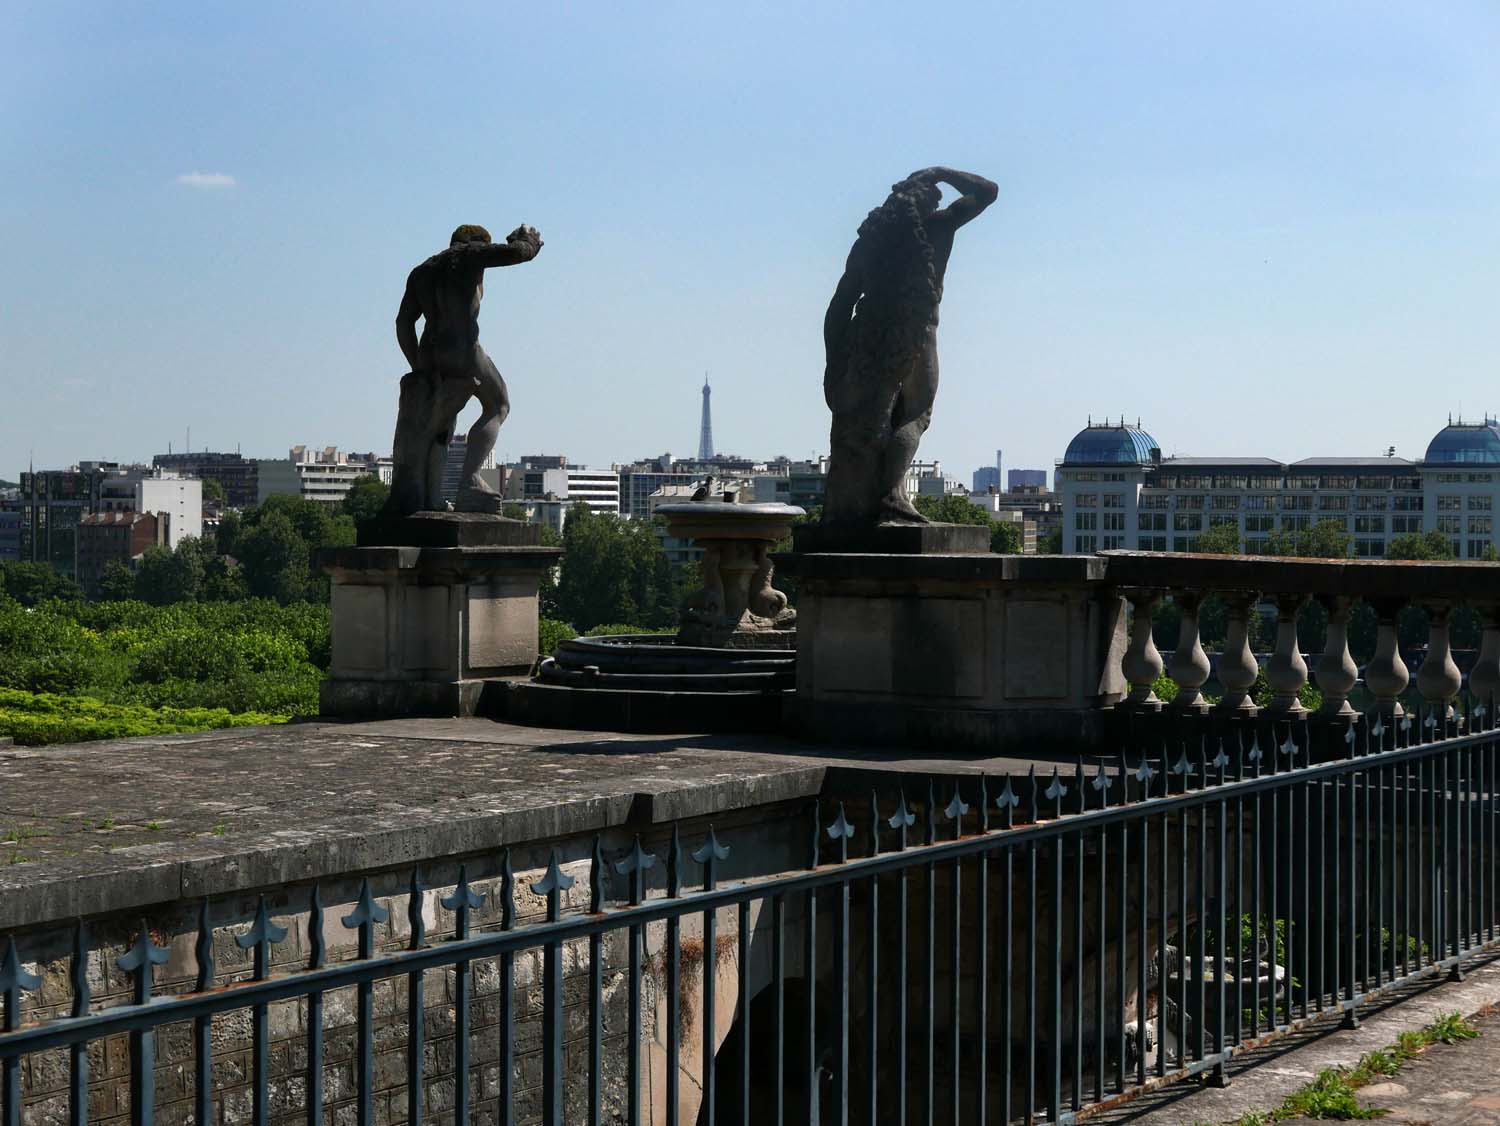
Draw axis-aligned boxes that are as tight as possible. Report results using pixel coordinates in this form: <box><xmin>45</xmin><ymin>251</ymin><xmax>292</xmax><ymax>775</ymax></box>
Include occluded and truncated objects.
<box><xmin>908</xmin><ymin>167</ymin><xmax>998</xmax><ymax>231</ymax></box>
<box><xmin>465</xmin><ymin>223</ymin><xmax>545</xmax><ymax>268</ymax></box>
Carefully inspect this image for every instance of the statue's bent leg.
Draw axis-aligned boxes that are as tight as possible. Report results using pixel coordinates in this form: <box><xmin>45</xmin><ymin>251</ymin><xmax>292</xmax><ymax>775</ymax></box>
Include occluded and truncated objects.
<box><xmin>454</xmin><ymin>353</ymin><xmax>509</xmax><ymax>512</ymax></box>
<box><xmin>879</xmin><ymin>335</ymin><xmax>938</xmax><ymax>522</ymax></box>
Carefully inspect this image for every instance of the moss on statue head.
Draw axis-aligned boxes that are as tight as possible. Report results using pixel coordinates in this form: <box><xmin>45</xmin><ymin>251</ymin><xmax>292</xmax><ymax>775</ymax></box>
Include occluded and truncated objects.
<box><xmin>449</xmin><ymin>224</ymin><xmax>491</xmax><ymax>246</ymax></box>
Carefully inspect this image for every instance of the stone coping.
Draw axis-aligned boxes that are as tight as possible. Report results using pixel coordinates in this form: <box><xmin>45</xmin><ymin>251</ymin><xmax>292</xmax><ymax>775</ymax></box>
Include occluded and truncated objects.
<box><xmin>0</xmin><ymin>719</ymin><xmax>1077</xmax><ymax>932</ymax></box>
<box><xmin>775</xmin><ymin>552</ymin><xmax>1111</xmax><ymax>583</ymax></box>
<box><xmin>776</xmin><ymin>549</ymin><xmax>1500</xmax><ymax>599</ymax></box>
<box><xmin>318</xmin><ymin>544</ymin><xmax>561</xmax><ymax>577</ymax></box>
<box><xmin>1101</xmin><ymin>549</ymin><xmax>1500</xmax><ymax>601</ymax></box>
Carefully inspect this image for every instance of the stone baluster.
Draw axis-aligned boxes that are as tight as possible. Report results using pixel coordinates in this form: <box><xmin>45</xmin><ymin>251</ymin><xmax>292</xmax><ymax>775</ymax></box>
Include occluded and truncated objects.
<box><xmin>1122</xmin><ymin>590</ymin><xmax>1165</xmax><ymax>707</ymax></box>
<box><xmin>1264</xmin><ymin>593</ymin><xmax>1309</xmax><ymax>715</ymax></box>
<box><xmin>1469</xmin><ymin>605</ymin><xmax>1500</xmax><ymax>726</ymax></box>
<box><xmin>1415</xmin><ymin>602</ymin><xmax>1462</xmax><ymax>722</ymax></box>
<box><xmin>1315</xmin><ymin>595</ymin><xmax>1359</xmax><ymax>717</ymax></box>
<box><xmin>1168</xmin><ymin>592</ymin><xmax>1211</xmax><ymax>712</ymax></box>
<box><xmin>1365</xmin><ymin>597</ymin><xmax>1410</xmax><ymax>719</ymax></box>
<box><xmin>1216</xmin><ymin>591</ymin><xmax>1260</xmax><ymax>713</ymax></box>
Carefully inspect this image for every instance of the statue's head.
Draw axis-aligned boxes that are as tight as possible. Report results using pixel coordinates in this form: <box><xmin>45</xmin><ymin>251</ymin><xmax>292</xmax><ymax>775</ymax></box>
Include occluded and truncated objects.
<box><xmin>449</xmin><ymin>224</ymin><xmax>492</xmax><ymax>247</ymax></box>
<box><xmin>889</xmin><ymin>176</ymin><xmax>942</xmax><ymax>217</ymax></box>
<box><xmin>851</xmin><ymin>177</ymin><xmax>941</xmax><ymax>321</ymax></box>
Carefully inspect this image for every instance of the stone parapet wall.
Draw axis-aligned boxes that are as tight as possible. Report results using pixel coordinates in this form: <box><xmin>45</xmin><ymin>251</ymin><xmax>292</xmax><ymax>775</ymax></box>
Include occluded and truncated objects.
<box><xmin>10</xmin><ymin>800</ymin><xmax>808</xmax><ymax>1126</ymax></box>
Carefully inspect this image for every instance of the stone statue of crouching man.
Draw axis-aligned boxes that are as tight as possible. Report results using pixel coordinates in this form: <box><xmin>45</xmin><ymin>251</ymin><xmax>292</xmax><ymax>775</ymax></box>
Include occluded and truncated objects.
<box><xmin>384</xmin><ymin>222</ymin><xmax>543</xmax><ymax>517</ymax></box>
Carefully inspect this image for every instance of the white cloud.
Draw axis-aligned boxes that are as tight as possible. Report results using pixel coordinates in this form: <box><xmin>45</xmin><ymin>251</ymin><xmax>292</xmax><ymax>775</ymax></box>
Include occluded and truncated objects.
<box><xmin>175</xmin><ymin>171</ymin><xmax>236</xmax><ymax>189</ymax></box>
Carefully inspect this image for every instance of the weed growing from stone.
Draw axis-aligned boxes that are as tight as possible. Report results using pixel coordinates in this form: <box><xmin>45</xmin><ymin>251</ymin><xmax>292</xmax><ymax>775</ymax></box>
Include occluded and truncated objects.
<box><xmin>145</xmin><ymin>820</ymin><xmax>161</xmax><ymax>831</ymax></box>
<box><xmin>1426</xmin><ymin>1011</ymin><xmax>1479</xmax><ymax>1045</ymax></box>
<box><xmin>1229</xmin><ymin>1011</ymin><xmax>1480</xmax><ymax>1122</ymax></box>
<box><xmin>1278</xmin><ymin>1067</ymin><xmax>1380</xmax><ymax>1119</ymax></box>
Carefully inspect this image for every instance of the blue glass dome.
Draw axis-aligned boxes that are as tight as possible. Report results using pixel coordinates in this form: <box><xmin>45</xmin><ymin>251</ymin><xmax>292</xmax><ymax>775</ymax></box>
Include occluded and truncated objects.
<box><xmin>1062</xmin><ymin>424</ymin><xmax>1161</xmax><ymax>466</ymax></box>
<box><xmin>1424</xmin><ymin>422</ymin><xmax>1500</xmax><ymax>465</ymax></box>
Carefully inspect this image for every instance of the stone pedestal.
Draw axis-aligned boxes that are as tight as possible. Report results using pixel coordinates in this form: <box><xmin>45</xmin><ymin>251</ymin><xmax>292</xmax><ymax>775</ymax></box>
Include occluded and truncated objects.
<box><xmin>318</xmin><ymin>516</ymin><xmax>559</xmax><ymax>719</ymax></box>
<box><xmin>775</xmin><ymin>552</ymin><xmax>1128</xmax><ymax>753</ymax></box>
<box><xmin>791</xmin><ymin>520</ymin><xmax>990</xmax><ymax>555</ymax></box>
<box><xmin>656</xmin><ymin>501</ymin><xmax>803</xmax><ymax>649</ymax></box>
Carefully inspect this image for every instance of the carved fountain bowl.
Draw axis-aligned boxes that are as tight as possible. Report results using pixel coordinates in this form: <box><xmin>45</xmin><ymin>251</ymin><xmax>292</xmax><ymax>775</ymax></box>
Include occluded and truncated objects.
<box><xmin>652</xmin><ymin>500</ymin><xmax>805</xmax><ymax>544</ymax></box>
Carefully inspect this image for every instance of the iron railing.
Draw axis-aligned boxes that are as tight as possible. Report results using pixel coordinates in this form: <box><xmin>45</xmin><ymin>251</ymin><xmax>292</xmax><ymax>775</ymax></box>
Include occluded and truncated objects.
<box><xmin>4</xmin><ymin>703</ymin><xmax>1500</xmax><ymax>1125</ymax></box>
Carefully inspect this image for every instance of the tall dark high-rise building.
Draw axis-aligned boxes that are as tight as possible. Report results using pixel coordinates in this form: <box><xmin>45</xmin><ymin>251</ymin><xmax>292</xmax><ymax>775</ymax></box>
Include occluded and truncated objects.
<box><xmin>698</xmin><ymin>376</ymin><xmax>714</xmax><ymax>461</ymax></box>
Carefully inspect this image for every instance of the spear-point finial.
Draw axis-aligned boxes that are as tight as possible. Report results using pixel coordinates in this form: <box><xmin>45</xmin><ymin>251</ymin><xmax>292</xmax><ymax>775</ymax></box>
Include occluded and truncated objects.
<box><xmin>692</xmin><ymin>826</ymin><xmax>730</xmax><ymax>891</ymax></box>
<box><xmin>236</xmin><ymin>895</ymin><xmax>289</xmax><ymax>977</ymax></box>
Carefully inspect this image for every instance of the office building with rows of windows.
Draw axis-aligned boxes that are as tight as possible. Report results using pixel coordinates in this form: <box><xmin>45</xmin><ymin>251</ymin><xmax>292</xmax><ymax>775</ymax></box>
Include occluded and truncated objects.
<box><xmin>1057</xmin><ymin>418</ymin><xmax>1500</xmax><ymax>559</ymax></box>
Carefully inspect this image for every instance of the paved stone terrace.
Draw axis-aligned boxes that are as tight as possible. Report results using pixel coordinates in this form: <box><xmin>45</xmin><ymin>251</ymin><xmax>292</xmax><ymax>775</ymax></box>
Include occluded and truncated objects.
<box><xmin>0</xmin><ymin>716</ymin><xmax>1075</xmax><ymax>931</ymax></box>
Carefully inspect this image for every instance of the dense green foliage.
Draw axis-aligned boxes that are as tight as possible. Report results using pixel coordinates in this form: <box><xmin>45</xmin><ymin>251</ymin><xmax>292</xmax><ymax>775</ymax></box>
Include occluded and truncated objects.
<box><xmin>911</xmin><ymin>493</ymin><xmax>1023</xmax><ymax>553</ymax></box>
<box><xmin>0</xmin><ymin>688</ymin><xmax>278</xmax><ymax>747</ymax></box>
<box><xmin>1195</xmin><ymin>521</ymin><xmax>1242</xmax><ymax>554</ymax></box>
<box><xmin>0</xmin><ymin>562</ymin><xmax>82</xmax><ymax>606</ymax></box>
<box><xmin>0</xmin><ymin>595</ymin><xmax>328</xmax><ymax>744</ymax></box>
<box><xmin>538</xmin><ymin>617</ymin><xmax>576</xmax><ymax>657</ymax></box>
<box><xmin>340</xmin><ymin>476</ymin><xmax>390</xmax><ymax>523</ymax></box>
<box><xmin>1387</xmin><ymin>529</ymin><xmax>1456</xmax><ymax>561</ymax></box>
<box><xmin>1266</xmin><ymin>517</ymin><xmax>1351</xmax><ymax>559</ymax></box>
<box><xmin>553</xmin><ymin>505</ymin><xmax>675</xmax><ymax>633</ymax></box>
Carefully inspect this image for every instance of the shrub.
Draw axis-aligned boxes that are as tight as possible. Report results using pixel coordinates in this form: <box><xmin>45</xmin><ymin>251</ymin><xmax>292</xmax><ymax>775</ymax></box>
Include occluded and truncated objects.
<box><xmin>539</xmin><ymin>618</ymin><xmax>576</xmax><ymax>657</ymax></box>
<box><xmin>0</xmin><ymin>688</ymin><xmax>280</xmax><ymax>746</ymax></box>
<box><xmin>0</xmin><ymin>599</ymin><xmax>329</xmax><ymax>723</ymax></box>
<box><xmin>0</xmin><ymin>600</ymin><xmax>115</xmax><ymax>694</ymax></box>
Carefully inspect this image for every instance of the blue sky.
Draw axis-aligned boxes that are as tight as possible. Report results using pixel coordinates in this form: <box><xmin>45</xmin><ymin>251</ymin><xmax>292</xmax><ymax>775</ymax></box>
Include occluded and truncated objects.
<box><xmin>3</xmin><ymin>1</ymin><xmax>1498</xmax><ymax>482</ymax></box>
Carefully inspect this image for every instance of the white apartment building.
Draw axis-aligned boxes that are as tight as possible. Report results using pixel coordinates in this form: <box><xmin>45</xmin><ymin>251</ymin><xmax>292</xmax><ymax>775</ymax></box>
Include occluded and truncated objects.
<box><xmin>93</xmin><ymin>465</ymin><xmax>202</xmax><ymax>548</ymax></box>
<box><xmin>257</xmin><ymin>447</ymin><xmax>382</xmax><ymax>507</ymax></box>
<box><xmin>509</xmin><ymin>466</ymin><xmax>621</xmax><ymax>519</ymax></box>
<box><xmin>136</xmin><ymin>474</ymin><xmax>202</xmax><ymax>548</ymax></box>
<box><xmin>1057</xmin><ymin>418</ymin><xmax>1500</xmax><ymax>559</ymax></box>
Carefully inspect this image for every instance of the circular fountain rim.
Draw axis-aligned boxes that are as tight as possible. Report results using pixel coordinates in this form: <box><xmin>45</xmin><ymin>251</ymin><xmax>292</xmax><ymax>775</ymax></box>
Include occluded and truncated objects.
<box><xmin>653</xmin><ymin>501</ymin><xmax>806</xmax><ymax>518</ymax></box>
<box><xmin>561</xmin><ymin>633</ymin><xmax>795</xmax><ymax>659</ymax></box>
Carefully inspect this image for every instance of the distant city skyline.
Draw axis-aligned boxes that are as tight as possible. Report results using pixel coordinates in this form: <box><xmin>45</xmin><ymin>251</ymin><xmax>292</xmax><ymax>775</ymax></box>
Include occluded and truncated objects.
<box><xmin>5</xmin><ymin>3</ymin><xmax>1498</xmax><ymax>484</ymax></box>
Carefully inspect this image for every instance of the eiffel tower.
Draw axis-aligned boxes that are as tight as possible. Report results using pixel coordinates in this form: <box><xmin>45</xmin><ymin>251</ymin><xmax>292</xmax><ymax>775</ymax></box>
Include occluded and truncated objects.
<box><xmin>698</xmin><ymin>375</ymin><xmax>714</xmax><ymax>461</ymax></box>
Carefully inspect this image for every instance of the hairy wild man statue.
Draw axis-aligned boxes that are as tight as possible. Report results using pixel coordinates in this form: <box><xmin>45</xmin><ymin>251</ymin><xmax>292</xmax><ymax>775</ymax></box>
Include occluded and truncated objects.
<box><xmin>384</xmin><ymin>222</ymin><xmax>543</xmax><ymax>517</ymax></box>
<box><xmin>821</xmin><ymin>168</ymin><xmax>997</xmax><ymax>527</ymax></box>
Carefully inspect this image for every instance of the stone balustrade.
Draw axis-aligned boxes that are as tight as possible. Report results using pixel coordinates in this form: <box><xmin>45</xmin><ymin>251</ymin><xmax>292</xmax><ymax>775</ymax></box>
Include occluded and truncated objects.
<box><xmin>1101</xmin><ymin>550</ymin><xmax>1500</xmax><ymax>722</ymax></box>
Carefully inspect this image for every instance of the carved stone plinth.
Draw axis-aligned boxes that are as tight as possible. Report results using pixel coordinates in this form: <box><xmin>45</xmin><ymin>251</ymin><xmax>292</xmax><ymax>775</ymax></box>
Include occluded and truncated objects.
<box><xmin>317</xmin><ymin>522</ymin><xmax>559</xmax><ymax>718</ymax></box>
<box><xmin>356</xmin><ymin>511</ymin><xmax>541</xmax><ymax>549</ymax></box>
<box><xmin>791</xmin><ymin>521</ymin><xmax>990</xmax><ymax>555</ymax></box>
<box><xmin>657</xmin><ymin>501</ymin><xmax>802</xmax><ymax>649</ymax></box>
<box><xmin>775</xmin><ymin>552</ymin><xmax>1127</xmax><ymax>753</ymax></box>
